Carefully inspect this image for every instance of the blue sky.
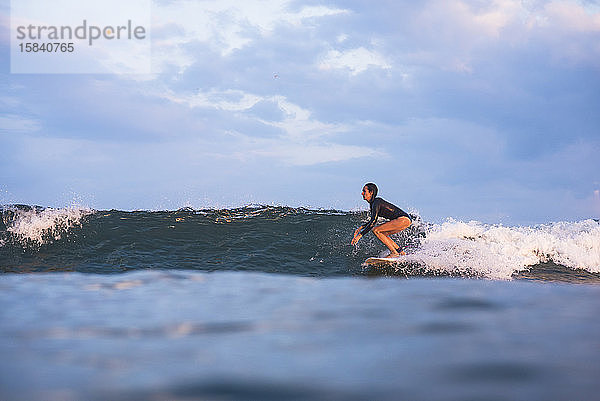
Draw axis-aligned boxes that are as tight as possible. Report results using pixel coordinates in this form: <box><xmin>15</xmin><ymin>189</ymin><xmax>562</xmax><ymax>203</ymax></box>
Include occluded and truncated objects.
<box><xmin>1</xmin><ymin>0</ymin><xmax>599</xmax><ymax>224</ymax></box>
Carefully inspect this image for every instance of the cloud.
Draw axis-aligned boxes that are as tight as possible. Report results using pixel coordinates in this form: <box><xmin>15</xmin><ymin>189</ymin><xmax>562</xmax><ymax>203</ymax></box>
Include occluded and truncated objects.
<box><xmin>397</xmin><ymin>0</ymin><xmax>600</xmax><ymax>72</ymax></box>
<box><xmin>157</xmin><ymin>87</ymin><xmax>346</xmax><ymax>142</ymax></box>
<box><xmin>155</xmin><ymin>87</ymin><xmax>383</xmax><ymax>164</ymax></box>
<box><xmin>419</xmin><ymin>0</ymin><xmax>519</xmax><ymax>39</ymax></box>
<box><xmin>318</xmin><ymin>47</ymin><xmax>391</xmax><ymax>75</ymax></box>
<box><xmin>536</xmin><ymin>1</ymin><xmax>600</xmax><ymax>32</ymax></box>
<box><xmin>151</xmin><ymin>0</ymin><xmax>349</xmax><ymax>73</ymax></box>
<box><xmin>163</xmin><ymin>88</ymin><xmax>263</xmax><ymax>111</ymax></box>
<box><xmin>0</xmin><ymin>114</ymin><xmax>41</xmax><ymax>133</ymax></box>
<box><xmin>259</xmin><ymin>96</ymin><xmax>348</xmax><ymax>141</ymax></box>
<box><xmin>528</xmin><ymin>1</ymin><xmax>600</xmax><ymax>65</ymax></box>
<box><xmin>2</xmin><ymin>0</ymin><xmax>599</xmax><ymax>220</ymax></box>
<box><xmin>223</xmin><ymin>130</ymin><xmax>384</xmax><ymax>166</ymax></box>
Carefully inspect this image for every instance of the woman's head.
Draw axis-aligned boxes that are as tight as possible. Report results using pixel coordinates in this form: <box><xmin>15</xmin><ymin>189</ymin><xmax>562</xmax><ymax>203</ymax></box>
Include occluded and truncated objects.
<box><xmin>362</xmin><ymin>182</ymin><xmax>378</xmax><ymax>202</ymax></box>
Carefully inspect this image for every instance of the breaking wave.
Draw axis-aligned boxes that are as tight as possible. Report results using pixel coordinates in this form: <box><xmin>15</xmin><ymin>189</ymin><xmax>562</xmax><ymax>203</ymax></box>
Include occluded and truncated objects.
<box><xmin>1</xmin><ymin>205</ymin><xmax>93</xmax><ymax>247</ymax></box>
<box><xmin>403</xmin><ymin>218</ymin><xmax>600</xmax><ymax>279</ymax></box>
<box><xmin>0</xmin><ymin>204</ymin><xmax>598</xmax><ymax>281</ymax></box>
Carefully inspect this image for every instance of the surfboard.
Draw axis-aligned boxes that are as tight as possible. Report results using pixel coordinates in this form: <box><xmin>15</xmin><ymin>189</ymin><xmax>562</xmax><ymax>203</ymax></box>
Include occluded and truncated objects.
<box><xmin>364</xmin><ymin>256</ymin><xmax>403</xmax><ymax>267</ymax></box>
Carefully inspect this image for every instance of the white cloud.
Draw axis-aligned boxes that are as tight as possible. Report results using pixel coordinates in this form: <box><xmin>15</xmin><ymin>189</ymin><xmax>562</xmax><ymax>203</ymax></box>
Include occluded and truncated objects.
<box><xmin>414</xmin><ymin>0</ymin><xmax>519</xmax><ymax>41</ymax></box>
<box><xmin>0</xmin><ymin>114</ymin><xmax>41</xmax><ymax>133</ymax></box>
<box><xmin>415</xmin><ymin>0</ymin><xmax>600</xmax><ymax>39</ymax></box>
<box><xmin>15</xmin><ymin>135</ymin><xmax>112</xmax><ymax>164</ymax></box>
<box><xmin>155</xmin><ymin>87</ymin><xmax>384</xmax><ymax>165</ymax></box>
<box><xmin>534</xmin><ymin>1</ymin><xmax>600</xmax><ymax>32</ymax></box>
<box><xmin>0</xmin><ymin>95</ymin><xmax>22</xmax><ymax>108</ymax></box>
<box><xmin>163</xmin><ymin>89</ymin><xmax>263</xmax><ymax>111</ymax></box>
<box><xmin>260</xmin><ymin>96</ymin><xmax>347</xmax><ymax>141</ymax></box>
<box><xmin>318</xmin><ymin>47</ymin><xmax>391</xmax><ymax>75</ymax></box>
<box><xmin>278</xmin><ymin>5</ymin><xmax>349</xmax><ymax>26</ymax></box>
<box><xmin>224</xmin><ymin>130</ymin><xmax>385</xmax><ymax>166</ymax></box>
<box><xmin>158</xmin><ymin>88</ymin><xmax>346</xmax><ymax>140</ymax></box>
<box><xmin>254</xmin><ymin>141</ymin><xmax>383</xmax><ymax>166</ymax></box>
<box><xmin>403</xmin><ymin>0</ymin><xmax>600</xmax><ymax>71</ymax></box>
<box><xmin>151</xmin><ymin>0</ymin><xmax>348</xmax><ymax>73</ymax></box>
<box><xmin>336</xmin><ymin>33</ymin><xmax>348</xmax><ymax>43</ymax></box>
<box><xmin>524</xmin><ymin>1</ymin><xmax>600</xmax><ymax>64</ymax></box>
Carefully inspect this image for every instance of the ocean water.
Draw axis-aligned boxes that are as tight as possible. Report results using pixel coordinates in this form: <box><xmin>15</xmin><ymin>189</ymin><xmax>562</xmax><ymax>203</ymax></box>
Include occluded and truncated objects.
<box><xmin>1</xmin><ymin>205</ymin><xmax>599</xmax><ymax>400</ymax></box>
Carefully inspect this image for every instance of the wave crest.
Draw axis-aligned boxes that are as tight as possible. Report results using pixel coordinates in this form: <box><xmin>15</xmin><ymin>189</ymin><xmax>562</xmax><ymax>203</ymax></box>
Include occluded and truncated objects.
<box><xmin>403</xmin><ymin>219</ymin><xmax>600</xmax><ymax>279</ymax></box>
<box><xmin>1</xmin><ymin>205</ymin><xmax>93</xmax><ymax>247</ymax></box>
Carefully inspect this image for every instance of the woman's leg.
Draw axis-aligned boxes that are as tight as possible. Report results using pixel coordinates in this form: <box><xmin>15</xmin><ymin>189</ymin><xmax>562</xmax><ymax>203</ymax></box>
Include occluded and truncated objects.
<box><xmin>372</xmin><ymin>217</ymin><xmax>411</xmax><ymax>256</ymax></box>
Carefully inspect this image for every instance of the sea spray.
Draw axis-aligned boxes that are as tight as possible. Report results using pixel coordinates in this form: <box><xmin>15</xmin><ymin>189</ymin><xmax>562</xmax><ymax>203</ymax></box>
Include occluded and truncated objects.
<box><xmin>1</xmin><ymin>205</ymin><xmax>93</xmax><ymax>247</ymax></box>
<box><xmin>405</xmin><ymin>218</ymin><xmax>600</xmax><ymax>279</ymax></box>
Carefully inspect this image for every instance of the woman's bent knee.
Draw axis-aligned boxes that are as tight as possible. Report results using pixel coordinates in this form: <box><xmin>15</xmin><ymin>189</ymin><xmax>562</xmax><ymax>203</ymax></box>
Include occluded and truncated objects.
<box><xmin>397</xmin><ymin>216</ymin><xmax>411</xmax><ymax>229</ymax></box>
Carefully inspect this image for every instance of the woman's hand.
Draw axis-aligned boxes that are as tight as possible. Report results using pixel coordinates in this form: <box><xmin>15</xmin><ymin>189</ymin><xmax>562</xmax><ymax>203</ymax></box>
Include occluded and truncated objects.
<box><xmin>351</xmin><ymin>227</ymin><xmax>362</xmax><ymax>245</ymax></box>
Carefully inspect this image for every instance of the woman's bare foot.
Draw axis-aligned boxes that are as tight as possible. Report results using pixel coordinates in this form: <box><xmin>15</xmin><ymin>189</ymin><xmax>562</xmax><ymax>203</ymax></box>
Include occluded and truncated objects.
<box><xmin>387</xmin><ymin>248</ymin><xmax>406</xmax><ymax>258</ymax></box>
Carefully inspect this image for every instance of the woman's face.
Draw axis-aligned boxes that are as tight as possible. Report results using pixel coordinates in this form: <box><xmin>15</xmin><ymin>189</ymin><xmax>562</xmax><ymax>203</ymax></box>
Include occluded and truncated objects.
<box><xmin>362</xmin><ymin>186</ymin><xmax>373</xmax><ymax>202</ymax></box>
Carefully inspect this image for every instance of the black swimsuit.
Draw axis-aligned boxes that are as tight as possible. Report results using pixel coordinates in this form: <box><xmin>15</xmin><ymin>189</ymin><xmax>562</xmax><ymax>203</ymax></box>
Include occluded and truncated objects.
<box><xmin>359</xmin><ymin>197</ymin><xmax>410</xmax><ymax>236</ymax></box>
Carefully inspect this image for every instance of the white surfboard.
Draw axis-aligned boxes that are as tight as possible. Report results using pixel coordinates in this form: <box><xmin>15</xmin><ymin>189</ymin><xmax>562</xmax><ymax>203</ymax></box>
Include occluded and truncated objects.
<box><xmin>364</xmin><ymin>256</ymin><xmax>404</xmax><ymax>266</ymax></box>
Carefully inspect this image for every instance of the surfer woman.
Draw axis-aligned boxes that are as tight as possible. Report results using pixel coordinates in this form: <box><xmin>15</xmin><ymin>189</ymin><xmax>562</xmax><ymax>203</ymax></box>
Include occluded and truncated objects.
<box><xmin>351</xmin><ymin>183</ymin><xmax>412</xmax><ymax>257</ymax></box>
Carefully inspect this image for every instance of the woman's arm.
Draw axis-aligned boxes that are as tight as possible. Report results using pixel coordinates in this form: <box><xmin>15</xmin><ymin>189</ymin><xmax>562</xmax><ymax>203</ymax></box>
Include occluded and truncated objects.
<box><xmin>359</xmin><ymin>201</ymin><xmax>379</xmax><ymax>237</ymax></box>
<box><xmin>351</xmin><ymin>226</ymin><xmax>363</xmax><ymax>245</ymax></box>
<box><xmin>351</xmin><ymin>201</ymin><xmax>380</xmax><ymax>245</ymax></box>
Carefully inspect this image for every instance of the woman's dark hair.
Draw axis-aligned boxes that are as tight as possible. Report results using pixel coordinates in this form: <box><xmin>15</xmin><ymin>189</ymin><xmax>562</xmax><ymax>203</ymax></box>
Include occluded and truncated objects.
<box><xmin>364</xmin><ymin>182</ymin><xmax>378</xmax><ymax>199</ymax></box>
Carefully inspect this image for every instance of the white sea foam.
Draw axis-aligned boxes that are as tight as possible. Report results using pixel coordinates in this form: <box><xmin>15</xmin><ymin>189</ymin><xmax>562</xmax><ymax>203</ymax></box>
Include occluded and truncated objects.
<box><xmin>404</xmin><ymin>219</ymin><xmax>600</xmax><ymax>279</ymax></box>
<box><xmin>3</xmin><ymin>206</ymin><xmax>93</xmax><ymax>246</ymax></box>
